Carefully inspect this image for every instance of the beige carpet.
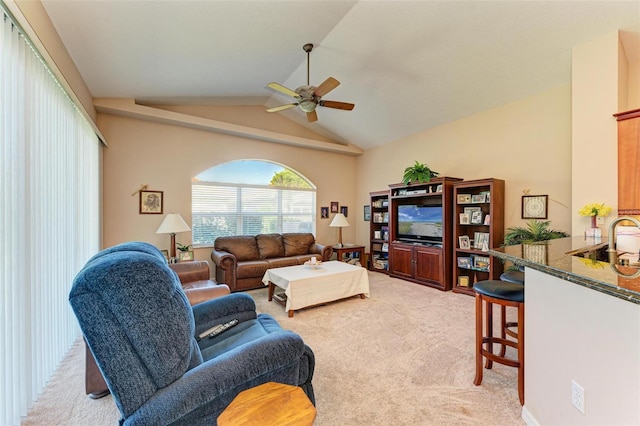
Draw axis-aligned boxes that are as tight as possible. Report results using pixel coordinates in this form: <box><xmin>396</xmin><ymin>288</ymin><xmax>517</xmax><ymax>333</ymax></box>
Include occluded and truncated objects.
<box><xmin>22</xmin><ymin>272</ymin><xmax>524</xmax><ymax>425</ymax></box>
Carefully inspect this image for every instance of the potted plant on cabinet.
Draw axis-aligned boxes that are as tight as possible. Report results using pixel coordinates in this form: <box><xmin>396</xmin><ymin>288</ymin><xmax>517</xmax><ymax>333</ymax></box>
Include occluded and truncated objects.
<box><xmin>402</xmin><ymin>161</ymin><xmax>439</xmax><ymax>185</ymax></box>
<box><xmin>176</xmin><ymin>243</ymin><xmax>193</xmax><ymax>262</ymax></box>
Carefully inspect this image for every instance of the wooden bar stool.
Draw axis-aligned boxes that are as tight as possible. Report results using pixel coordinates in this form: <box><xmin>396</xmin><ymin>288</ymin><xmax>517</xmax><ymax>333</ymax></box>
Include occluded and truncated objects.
<box><xmin>499</xmin><ymin>269</ymin><xmax>525</xmax><ymax>352</ymax></box>
<box><xmin>473</xmin><ymin>280</ymin><xmax>525</xmax><ymax>405</ymax></box>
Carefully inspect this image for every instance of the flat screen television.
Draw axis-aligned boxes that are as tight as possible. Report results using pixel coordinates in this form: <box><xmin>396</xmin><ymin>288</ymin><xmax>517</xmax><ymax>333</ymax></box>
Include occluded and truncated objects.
<box><xmin>396</xmin><ymin>204</ymin><xmax>443</xmax><ymax>244</ymax></box>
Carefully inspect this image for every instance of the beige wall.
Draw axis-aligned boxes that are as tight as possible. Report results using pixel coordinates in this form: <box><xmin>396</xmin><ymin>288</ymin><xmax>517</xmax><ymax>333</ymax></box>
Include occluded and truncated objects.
<box><xmin>98</xmin><ymin>112</ymin><xmax>358</xmax><ymax>263</ymax></box>
<box><xmin>355</xmin><ymin>85</ymin><xmax>573</xmax><ymax>246</ymax></box>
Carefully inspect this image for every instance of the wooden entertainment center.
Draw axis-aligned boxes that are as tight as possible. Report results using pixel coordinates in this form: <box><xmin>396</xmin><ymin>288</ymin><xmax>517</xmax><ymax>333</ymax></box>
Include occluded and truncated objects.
<box><xmin>369</xmin><ymin>177</ymin><xmax>504</xmax><ymax>292</ymax></box>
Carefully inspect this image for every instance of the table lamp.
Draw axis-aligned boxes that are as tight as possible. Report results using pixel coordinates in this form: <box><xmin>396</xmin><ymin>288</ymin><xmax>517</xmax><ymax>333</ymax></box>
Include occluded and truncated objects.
<box><xmin>156</xmin><ymin>213</ymin><xmax>191</xmax><ymax>259</ymax></box>
<box><xmin>330</xmin><ymin>213</ymin><xmax>350</xmax><ymax>248</ymax></box>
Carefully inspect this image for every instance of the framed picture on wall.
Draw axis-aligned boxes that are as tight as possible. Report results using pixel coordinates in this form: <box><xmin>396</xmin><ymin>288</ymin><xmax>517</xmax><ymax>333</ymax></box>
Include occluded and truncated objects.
<box><xmin>321</xmin><ymin>207</ymin><xmax>329</xmax><ymax>219</ymax></box>
<box><xmin>364</xmin><ymin>205</ymin><xmax>371</xmax><ymax>221</ymax></box>
<box><xmin>340</xmin><ymin>206</ymin><xmax>348</xmax><ymax>217</ymax></box>
<box><xmin>330</xmin><ymin>201</ymin><xmax>339</xmax><ymax>213</ymax></box>
<box><xmin>139</xmin><ymin>190</ymin><xmax>163</xmax><ymax>214</ymax></box>
<box><xmin>522</xmin><ymin>195</ymin><xmax>548</xmax><ymax>219</ymax></box>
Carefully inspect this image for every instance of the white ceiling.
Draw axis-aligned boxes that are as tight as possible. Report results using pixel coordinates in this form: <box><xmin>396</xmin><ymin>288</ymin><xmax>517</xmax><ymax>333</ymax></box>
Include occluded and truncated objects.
<box><xmin>41</xmin><ymin>0</ymin><xmax>640</xmax><ymax>150</ymax></box>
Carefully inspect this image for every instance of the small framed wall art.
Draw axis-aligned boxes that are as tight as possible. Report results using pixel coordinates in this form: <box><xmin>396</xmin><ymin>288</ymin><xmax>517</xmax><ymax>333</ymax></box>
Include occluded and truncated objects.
<box><xmin>321</xmin><ymin>207</ymin><xmax>329</xmax><ymax>219</ymax></box>
<box><xmin>522</xmin><ymin>195</ymin><xmax>548</xmax><ymax>219</ymax></box>
<box><xmin>340</xmin><ymin>206</ymin><xmax>348</xmax><ymax>217</ymax></box>
<box><xmin>140</xmin><ymin>190</ymin><xmax>163</xmax><ymax>214</ymax></box>
<box><xmin>364</xmin><ymin>205</ymin><xmax>371</xmax><ymax>221</ymax></box>
<box><xmin>330</xmin><ymin>201</ymin><xmax>339</xmax><ymax>213</ymax></box>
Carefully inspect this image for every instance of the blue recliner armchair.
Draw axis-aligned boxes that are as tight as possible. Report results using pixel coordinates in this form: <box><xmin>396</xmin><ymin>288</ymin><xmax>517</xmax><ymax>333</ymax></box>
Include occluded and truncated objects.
<box><xmin>69</xmin><ymin>242</ymin><xmax>315</xmax><ymax>425</ymax></box>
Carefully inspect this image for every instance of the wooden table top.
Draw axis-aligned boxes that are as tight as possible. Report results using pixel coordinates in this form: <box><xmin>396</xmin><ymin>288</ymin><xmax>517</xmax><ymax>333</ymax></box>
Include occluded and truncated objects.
<box><xmin>217</xmin><ymin>382</ymin><xmax>316</xmax><ymax>426</ymax></box>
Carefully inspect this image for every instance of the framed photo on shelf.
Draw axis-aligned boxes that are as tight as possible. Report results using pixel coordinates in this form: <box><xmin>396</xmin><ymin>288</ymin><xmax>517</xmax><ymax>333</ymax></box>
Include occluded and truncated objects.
<box><xmin>522</xmin><ymin>195</ymin><xmax>548</xmax><ymax>219</ymax></box>
<box><xmin>458</xmin><ymin>235</ymin><xmax>471</xmax><ymax>249</ymax></box>
<box><xmin>457</xmin><ymin>194</ymin><xmax>472</xmax><ymax>204</ymax></box>
<box><xmin>459</xmin><ymin>213</ymin><xmax>470</xmax><ymax>225</ymax></box>
<box><xmin>178</xmin><ymin>251</ymin><xmax>194</xmax><ymax>262</ymax></box>
<box><xmin>160</xmin><ymin>249</ymin><xmax>169</xmax><ymax>263</ymax></box>
<box><xmin>435</xmin><ymin>184</ymin><xmax>443</xmax><ymax>193</ymax></box>
<box><xmin>463</xmin><ymin>206</ymin><xmax>482</xmax><ymax>216</ymax></box>
<box><xmin>457</xmin><ymin>257</ymin><xmax>473</xmax><ymax>268</ymax></box>
<box><xmin>364</xmin><ymin>205</ymin><xmax>371</xmax><ymax>221</ymax></box>
<box><xmin>470</xmin><ymin>210</ymin><xmax>483</xmax><ymax>224</ymax></box>
<box><xmin>471</xmin><ymin>194</ymin><xmax>486</xmax><ymax>203</ymax></box>
<box><xmin>139</xmin><ymin>190</ymin><xmax>163</xmax><ymax>214</ymax></box>
<box><xmin>483</xmin><ymin>214</ymin><xmax>491</xmax><ymax>225</ymax></box>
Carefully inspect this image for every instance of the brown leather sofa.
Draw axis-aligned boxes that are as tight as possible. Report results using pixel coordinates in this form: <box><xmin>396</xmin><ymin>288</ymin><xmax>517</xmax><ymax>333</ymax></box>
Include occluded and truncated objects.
<box><xmin>211</xmin><ymin>233</ymin><xmax>333</xmax><ymax>292</ymax></box>
<box><xmin>85</xmin><ymin>260</ymin><xmax>229</xmax><ymax>398</ymax></box>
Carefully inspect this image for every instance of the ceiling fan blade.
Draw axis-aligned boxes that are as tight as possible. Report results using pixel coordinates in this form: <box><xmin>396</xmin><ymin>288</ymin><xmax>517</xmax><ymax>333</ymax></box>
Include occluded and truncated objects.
<box><xmin>267</xmin><ymin>82</ymin><xmax>299</xmax><ymax>98</ymax></box>
<box><xmin>319</xmin><ymin>100</ymin><xmax>355</xmax><ymax>111</ymax></box>
<box><xmin>266</xmin><ymin>103</ymin><xmax>298</xmax><ymax>113</ymax></box>
<box><xmin>306</xmin><ymin>110</ymin><xmax>318</xmax><ymax>123</ymax></box>
<box><xmin>313</xmin><ymin>77</ymin><xmax>340</xmax><ymax>97</ymax></box>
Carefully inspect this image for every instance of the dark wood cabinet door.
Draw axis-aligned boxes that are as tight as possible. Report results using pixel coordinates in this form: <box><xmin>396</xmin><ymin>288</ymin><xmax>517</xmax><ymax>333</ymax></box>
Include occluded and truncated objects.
<box><xmin>616</xmin><ymin>110</ymin><xmax>640</xmax><ymax>215</ymax></box>
<box><xmin>389</xmin><ymin>244</ymin><xmax>413</xmax><ymax>278</ymax></box>
<box><xmin>414</xmin><ymin>247</ymin><xmax>442</xmax><ymax>283</ymax></box>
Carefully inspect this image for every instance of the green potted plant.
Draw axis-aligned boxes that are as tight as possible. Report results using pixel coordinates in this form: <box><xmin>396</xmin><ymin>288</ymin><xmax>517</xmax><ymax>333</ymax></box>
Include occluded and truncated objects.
<box><xmin>503</xmin><ymin>219</ymin><xmax>569</xmax><ymax>246</ymax></box>
<box><xmin>176</xmin><ymin>243</ymin><xmax>192</xmax><ymax>252</ymax></box>
<box><xmin>402</xmin><ymin>161</ymin><xmax>439</xmax><ymax>185</ymax></box>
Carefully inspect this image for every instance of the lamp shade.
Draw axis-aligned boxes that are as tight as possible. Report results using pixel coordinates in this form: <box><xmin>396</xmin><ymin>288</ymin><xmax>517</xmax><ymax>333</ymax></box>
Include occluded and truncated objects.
<box><xmin>330</xmin><ymin>213</ymin><xmax>350</xmax><ymax>228</ymax></box>
<box><xmin>156</xmin><ymin>213</ymin><xmax>191</xmax><ymax>234</ymax></box>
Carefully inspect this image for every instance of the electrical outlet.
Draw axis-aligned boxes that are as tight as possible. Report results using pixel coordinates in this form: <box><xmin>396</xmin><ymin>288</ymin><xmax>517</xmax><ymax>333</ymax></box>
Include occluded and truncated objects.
<box><xmin>597</xmin><ymin>216</ymin><xmax>605</xmax><ymax>225</ymax></box>
<box><xmin>571</xmin><ymin>380</ymin><xmax>585</xmax><ymax>414</ymax></box>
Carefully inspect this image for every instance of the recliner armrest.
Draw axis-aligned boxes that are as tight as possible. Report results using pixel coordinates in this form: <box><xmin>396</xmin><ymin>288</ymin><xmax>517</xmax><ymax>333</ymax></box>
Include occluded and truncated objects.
<box><xmin>170</xmin><ymin>261</ymin><xmax>210</xmax><ymax>283</ymax></box>
<box><xmin>191</xmin><ymin>293</ymin><xmax>257</xmax><ymax>336</ymax></box>
<box><xmin>184</xmin><ymin>284</ymin><xmax>230</xmax><ymax>306</ymax></box>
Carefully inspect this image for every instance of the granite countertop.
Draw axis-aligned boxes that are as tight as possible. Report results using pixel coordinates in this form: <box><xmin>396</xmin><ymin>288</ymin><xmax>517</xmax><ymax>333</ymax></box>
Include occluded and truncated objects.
<box><xmin>489</xmin><ymin>237</ymin><xmax>640</xmax><ymax>304</ymax></box>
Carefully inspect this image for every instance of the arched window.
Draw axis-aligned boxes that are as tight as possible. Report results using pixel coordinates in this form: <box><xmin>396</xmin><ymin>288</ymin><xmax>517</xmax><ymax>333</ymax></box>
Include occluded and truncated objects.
<box><xmin>191</xmin><ymin>160</ymin><xmax>316</xmax><ymax>247</ymax></box>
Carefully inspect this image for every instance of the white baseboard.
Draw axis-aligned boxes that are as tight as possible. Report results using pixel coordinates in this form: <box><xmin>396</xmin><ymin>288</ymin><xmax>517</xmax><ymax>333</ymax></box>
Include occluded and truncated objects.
<box><xmin>522</xmin><ymin>405</ymin><xmax>540</xmax><ymax>426</ymax></box>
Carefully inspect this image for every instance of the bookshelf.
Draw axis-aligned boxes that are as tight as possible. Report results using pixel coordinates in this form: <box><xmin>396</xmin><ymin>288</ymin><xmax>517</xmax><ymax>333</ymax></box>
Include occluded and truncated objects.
<box><xmin>452</xmin><ymin>178</ymin><xmax>505</xmax><ymax>295</ymax></box>
<box><xmin>369</xmin><ymin>190</ymin><xmax>390</xmax><ymax>273</ymax></box>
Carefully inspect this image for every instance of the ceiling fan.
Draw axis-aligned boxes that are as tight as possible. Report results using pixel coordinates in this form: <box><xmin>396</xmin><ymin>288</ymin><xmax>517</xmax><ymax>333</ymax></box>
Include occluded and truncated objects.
<box><xmin>266</xmin><ymin>43</ymin><xmax>355</xmax><ymax>123</ymax></box>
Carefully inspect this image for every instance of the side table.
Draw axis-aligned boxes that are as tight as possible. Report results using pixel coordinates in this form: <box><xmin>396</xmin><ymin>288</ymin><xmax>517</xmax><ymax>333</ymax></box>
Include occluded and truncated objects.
<box><xmin>217</xmin><ymin>382</ymin><xmax>316</xmax><ymax>426</ymax></box>
<box><xmin>333</xmin><ymin>244</ymin><xmax>365</xmax><ymax>264</ymax></box>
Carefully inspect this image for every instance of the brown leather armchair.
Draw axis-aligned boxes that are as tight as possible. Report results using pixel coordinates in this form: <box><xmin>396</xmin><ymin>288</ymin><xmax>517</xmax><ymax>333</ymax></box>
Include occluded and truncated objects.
<box><xmin>85</xmin><ymin>260</ymin><xmax>230</xmax><ymax>398</ymax></box>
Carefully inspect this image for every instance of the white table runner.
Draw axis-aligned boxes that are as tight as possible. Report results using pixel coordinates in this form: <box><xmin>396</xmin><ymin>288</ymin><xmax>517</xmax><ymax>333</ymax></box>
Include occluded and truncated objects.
<box><xmin>262</xmin><ymin>261</ymin><xmax>370</xmax><ymax>313</ymax></box>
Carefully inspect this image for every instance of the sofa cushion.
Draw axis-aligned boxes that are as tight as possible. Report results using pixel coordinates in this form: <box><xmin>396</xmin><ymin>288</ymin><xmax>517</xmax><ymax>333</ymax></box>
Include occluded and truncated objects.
<box><xmin>266</xmin><ymin>257</ymin><xmax>299</xmax><ymax>269</ymax></box>
<box><xmin>256</xmin><ymin>234</ymin><xmax>285</xmax><ymax>259</ymax></box>
<box><xmin>215</xmin><ymin>236</ymin><xmax>259</xmax><ymax>262</ymax></box>
<box><xmin>282</xmin><ymin>233</ymin><xmax>315</xmax><ymax>257</ymax></box>
<box><xmin>236</xmin><ymin>260</ymin><xmax>269</xmax><ymax>279</ymax></box>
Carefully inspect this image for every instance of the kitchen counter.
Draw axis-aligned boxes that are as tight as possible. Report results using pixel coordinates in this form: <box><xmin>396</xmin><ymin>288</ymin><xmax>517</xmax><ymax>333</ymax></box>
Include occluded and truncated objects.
<box><xmin>491</xmin><ymin>237</ymin><xmax>640</xmax><ymax>425</ymax></box>
<box><xmin>489</xmin><ymin>236</ymin><xmax>640</xmax><ymax>304</ymax></box>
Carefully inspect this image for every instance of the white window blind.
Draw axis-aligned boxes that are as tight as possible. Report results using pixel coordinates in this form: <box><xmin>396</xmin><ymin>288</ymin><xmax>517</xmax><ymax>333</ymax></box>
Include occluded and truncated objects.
<box><xmin>192</xmin><ymin>182</ymin><xmax>315</xmax><ymax>246</ymax></box>
<box><xmin>0</xmin><ymin>9</ymin><xmax>100</xmax><ymax>426</ymax></box>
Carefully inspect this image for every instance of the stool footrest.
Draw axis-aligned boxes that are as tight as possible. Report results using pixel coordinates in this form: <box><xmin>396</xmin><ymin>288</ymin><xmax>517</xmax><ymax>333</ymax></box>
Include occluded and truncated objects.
<box><xmin>481</xmin><ymin>337</ymin><xmax>520</xmax><ymax>368</ymax></box>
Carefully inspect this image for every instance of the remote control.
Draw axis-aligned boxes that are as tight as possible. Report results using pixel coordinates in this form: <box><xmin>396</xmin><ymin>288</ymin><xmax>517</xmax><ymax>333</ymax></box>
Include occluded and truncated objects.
<box><xmin>198</xmin><ymin>319</ymin><xmax>239</xmax><ymax>340</ymax></box>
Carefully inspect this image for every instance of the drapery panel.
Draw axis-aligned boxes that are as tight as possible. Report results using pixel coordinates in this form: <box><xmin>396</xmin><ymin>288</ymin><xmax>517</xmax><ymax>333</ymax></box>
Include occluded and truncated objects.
<box><xmin>0</xmin><ymin>9</ymin><xmax>100</xmax><ymax>426</ymax></box>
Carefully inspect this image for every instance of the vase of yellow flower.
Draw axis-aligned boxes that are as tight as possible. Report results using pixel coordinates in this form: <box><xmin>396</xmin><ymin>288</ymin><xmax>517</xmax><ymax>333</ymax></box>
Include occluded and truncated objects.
<box><xmin>578</xmin><ymin>203</ymin><xmax>612</xmax><ymax>238</ymax></box>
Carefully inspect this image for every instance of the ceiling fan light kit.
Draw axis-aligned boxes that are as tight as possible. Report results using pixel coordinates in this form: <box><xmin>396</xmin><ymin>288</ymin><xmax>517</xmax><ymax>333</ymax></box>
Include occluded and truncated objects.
<box><xmin>266</xmin><ymin>43</ymin><xmax>355</xmax><ymax>123</ymax></box>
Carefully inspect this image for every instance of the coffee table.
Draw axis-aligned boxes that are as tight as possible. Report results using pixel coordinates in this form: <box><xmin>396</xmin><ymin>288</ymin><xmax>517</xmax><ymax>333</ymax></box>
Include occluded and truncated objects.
<box><xmin>262</xmin><ymin>261</ymin><xmax>370</xmax><ymax>317</ymax></box>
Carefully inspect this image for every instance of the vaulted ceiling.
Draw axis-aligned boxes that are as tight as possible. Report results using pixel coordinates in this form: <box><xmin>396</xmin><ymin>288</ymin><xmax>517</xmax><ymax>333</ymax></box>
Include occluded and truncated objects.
<box><xmin>42</xmin><ymin>1</ymin><xmax>640</xmax><ymax>150</ymax></box>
